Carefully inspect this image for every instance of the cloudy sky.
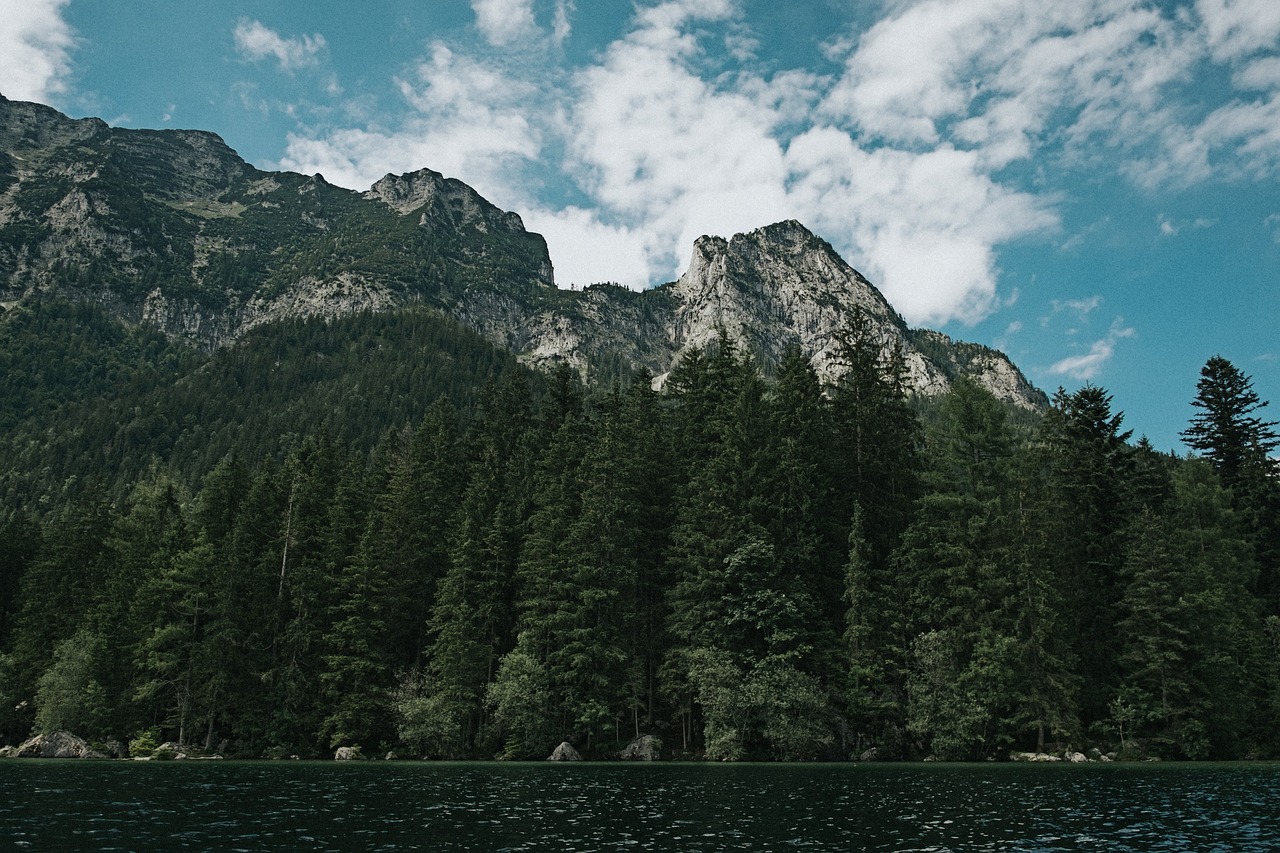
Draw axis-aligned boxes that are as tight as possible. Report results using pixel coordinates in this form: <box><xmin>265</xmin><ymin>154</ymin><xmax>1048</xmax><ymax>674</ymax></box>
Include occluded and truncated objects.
<box><xmin>2</xmin><ymin>0</ymin><xmax>1277</xmax><ymax>451</ymax></box>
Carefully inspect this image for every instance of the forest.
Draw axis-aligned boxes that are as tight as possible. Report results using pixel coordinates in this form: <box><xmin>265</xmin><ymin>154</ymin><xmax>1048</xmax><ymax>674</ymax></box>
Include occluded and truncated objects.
<box><xmin>0</xmin><ymin>301</ymin><xmax>1277</xmax><ymax>762</ymax></box>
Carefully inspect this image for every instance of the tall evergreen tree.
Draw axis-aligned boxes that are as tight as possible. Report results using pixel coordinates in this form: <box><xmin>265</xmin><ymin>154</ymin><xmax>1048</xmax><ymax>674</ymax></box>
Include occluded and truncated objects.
<box><xmin>1038</xmin><ymin>384</ymin><xmax>1135</xmax><ymax>727</ymax></box>
<box><xmin>1183</xmin><ymin>356</ymin><xmax>1279</xmax><ymax>487</ymax></box>
<box><xmin>1182</xmin><ymin>356</ymin><xmax>1280</xmax><ymax>610</ymax></box>
<box><xmin>827</xmin><ymin>310</ymin><xmax>922</xmax><ymax>565</ymax></box>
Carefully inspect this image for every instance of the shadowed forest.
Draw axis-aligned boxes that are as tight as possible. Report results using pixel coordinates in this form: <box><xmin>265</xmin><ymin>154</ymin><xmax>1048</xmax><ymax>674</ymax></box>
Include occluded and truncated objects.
<box><xmin>1</xmin><ymin>301</ymin><xmax>1277</xmax><ymax>762</ymax></box>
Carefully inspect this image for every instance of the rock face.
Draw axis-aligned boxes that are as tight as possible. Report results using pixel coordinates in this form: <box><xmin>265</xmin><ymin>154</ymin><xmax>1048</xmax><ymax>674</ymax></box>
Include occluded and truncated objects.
<box><xmin>0</xmin><ymin>96</ymin><xmax>1046</xmax><ymax>410</ymax></box>
<box><xmin>334</xmin><ymin>746</ymin><xmax>361</xmax><ymax>760</ymax></box>
<box><xmin>0</xmin><ymin>95</ymin><xmax>554</xmax><ymax>352</ymax></box>
<box><xmin>548</xmin><ymin>741</ymin><xmax>582</xmax><ymax>761</ymax></box>
<box><xmin>619</xmin><ymin>735</ymin><xmax>662</xmax><ymax>761</ymax></box>
<box><xmin>504</xmin><ymin>222</ymin><xmax>1045</xmax><ymax>410</ymax></box>
<box><xmin>15</xmin><ymin>731</ymin><xmax>106</xmax><ymax>759</ymax></box>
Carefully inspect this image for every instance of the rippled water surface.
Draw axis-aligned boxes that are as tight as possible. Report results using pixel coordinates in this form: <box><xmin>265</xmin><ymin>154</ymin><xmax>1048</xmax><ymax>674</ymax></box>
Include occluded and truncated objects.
<box><xmin>3</xmin><ymin>760</ymin><xmax>1278</xmax><ymax>851</ymax></box>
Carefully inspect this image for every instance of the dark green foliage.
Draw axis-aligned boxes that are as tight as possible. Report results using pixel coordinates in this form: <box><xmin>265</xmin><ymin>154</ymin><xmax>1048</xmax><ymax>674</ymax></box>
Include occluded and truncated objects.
<box><xmin>1183</xmin><ymin>356</ymin><xmax>1279</xmax><ymax>487</ymax></box>
<box><xmin>1</xmin><ymin>300</ymin><xmax>1277</xmax><ymax>762</ymax></box>
<box><xmin>1037</xmin><ymin>385</ymin><xmax>1136</xmax><ymax>726</ymax></box>
<box><xmin>0</xmin><ymin>300</ymin><xmax>531</xmax><ymax>509</ymax></box>
<box><xmin>1182</xmin><ymin>356</ymin><xmax>1280</xmax><ymax>613</ymax></box>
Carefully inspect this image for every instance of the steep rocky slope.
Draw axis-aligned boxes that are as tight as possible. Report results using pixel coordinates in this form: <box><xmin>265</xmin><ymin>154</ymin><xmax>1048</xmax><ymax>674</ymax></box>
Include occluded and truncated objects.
<box><xmin>509</xmin><ymin>221</ymin><xmax>1045</xmax><ymax>408</ymax></box>
<box><xmin>0</xmin><ymin>95</ymin><xmax>1044</xmax><ymax>408</ymax></box>
<box><xmin>0</xmin><ymin>95</ymin><xmax>553</xmax><ymax>349</ymax></box>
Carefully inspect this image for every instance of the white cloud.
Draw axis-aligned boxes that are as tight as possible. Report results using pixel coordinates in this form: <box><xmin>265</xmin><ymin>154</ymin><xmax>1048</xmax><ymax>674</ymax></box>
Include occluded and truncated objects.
<box><xmin>1158</xmin><ymin>214</ymin><xmax>1215</xmax><ymax>236</ymax></box>
<box><xmin>1197</xmin><ymin>0</ymin><xmax>1280</xmax><ymax>63</ymax></box>
<box><xmin>562</xmin><ymin>3</ymin><xmax>792</xmax><ymax>281</ymax></box>
<box><xmin>1050</xmin><ymin>318</ymin><xmax>1135</xmax><ymax>380</ymax></box>
<box><xmin>785</xmin><ymin>130</ymin><xmax>1055</xmax><ymax>324</ymax></box>
<box><xmin>265</xmin><ymin>0</ymin><xmax>1280</xmax><ymax>329</ymax></box>
<box><xmin>1052</xmin><ymin>296</ymin><xmax>1103</xmax><ymax>316</ymax></box>
<box><xmin>0</xmin><ymin>0</ymin><xmax>75</xmax><ymax>104</ymax></box>
<box><xmin>279</xmin><ymin>43</ymin><xmax>540</xmax><ymax>206</ymax></box>
<box><xmin>553</xmin><ymin>0</ymin><xmax>575</xmax><ymax>45</ymax></box>
<box><xmin>1235</xmin><ymin>56</ymin><xmax>1280</xmax><ymax>89</ymax></box>
<box><xmin>1267</xmin><ymin>213</ymin><xmax>1280</xmax><ymax>241</ymax></box>
<box><xmin>824</xmin><ymin>0</ymin><xmax>1196</xmax><ymax>170</ymax></box>
<box><xmin>524</xmin><ymin>206</ymin><xmax>651</xmax><ymax>289</ymax></box>
<box><xmin>234</xmin><ymin>19</ymin><xmax>327</xmax><ymax>71</ymax></box>
<box><xmin>472</xmin><ymin>0</ymin><xmax>538</xmax><ymax>46</ymax></box>
<box><xmin>1194</xmin><ymin>92</ymin><xmax>1280</xmax><ymax>176</ymax></box>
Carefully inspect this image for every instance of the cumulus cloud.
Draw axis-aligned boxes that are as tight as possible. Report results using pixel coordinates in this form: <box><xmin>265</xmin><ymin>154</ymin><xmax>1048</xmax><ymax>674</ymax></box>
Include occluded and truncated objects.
<box><xmin>523</xmin><ymin>206</ymin><xmax>651</xmax><ymax>289</ymax></box>
<box><xmin>561</xmin><ymin>2</ymin><xmax>793</xmax><ymax>283</ymax></box>
<box><xmin>0</xmin><ymin>0</ymin><xmax>75</xmax><ymax>103</ymax></box>
<box><xmin>472</xmin><ymin>0</ymin><xmax>538</xmax><ymax>46</ymax></box>
<box><xmin>824</xmin><ymin>0</ymin><xmax>1195</xmax><ymax>170</ymax></box>
<box><xmin>1197</xmin><ymin>0</ymin><xmax>1280</xmax><ymax>63</ymax></box>
<box><xmin>279</xmin><ymin>43</ymin><xmax>540</xmax><ymax>205</ymax></box>
<box><xmin>785</xmin><ymin>131</ymin><xmax>1054</xmax><ymax>324</ymax></box>
<box><xmin>1050</xmin><ymin>318</ymin><xmax>1135</xmax><ymax>380</ymax></box>
<box><xmin>234</xmin><ymin>19</ymin><xmax>327</xmax><ymax>71</ymax></box>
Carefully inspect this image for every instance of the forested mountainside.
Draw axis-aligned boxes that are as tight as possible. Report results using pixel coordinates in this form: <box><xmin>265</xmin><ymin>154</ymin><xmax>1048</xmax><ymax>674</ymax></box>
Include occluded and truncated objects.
<box><xmin>1</xmin><ymin>97</ymin><xmax>1277</xmax><ymax>763</ymax></box>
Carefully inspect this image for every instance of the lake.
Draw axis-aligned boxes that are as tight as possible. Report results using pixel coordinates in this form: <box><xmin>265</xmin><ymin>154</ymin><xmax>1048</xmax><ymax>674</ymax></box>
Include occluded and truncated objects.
<box><xmin>3</xmin><ymin>760</ymin><xmax>1277</xmax><ymax>851</ymax></box>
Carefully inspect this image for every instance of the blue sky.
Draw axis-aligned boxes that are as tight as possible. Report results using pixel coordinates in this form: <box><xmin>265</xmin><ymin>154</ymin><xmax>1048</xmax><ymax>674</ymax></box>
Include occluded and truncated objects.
<box><xmin>1</xmin><ymin>0</ymin><xmax>1277</xmax><ymax>452</ymax></box>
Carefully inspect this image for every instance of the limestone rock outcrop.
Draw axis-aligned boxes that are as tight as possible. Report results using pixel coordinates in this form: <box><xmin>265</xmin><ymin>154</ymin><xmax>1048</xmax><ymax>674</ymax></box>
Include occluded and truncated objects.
<box><xmin>14</xmin><ymin>731</ymin><xmax>107</xmax><ymax>759</ymax></box>
<box><xmin>548</xmin><ymin>741</ymin><xmax>582</xmax><ymax>761</ymax></box>
<box><xmin>619</xmin><ymin>735</ymin><xmax>662</xmax><ymax>761</ymax></box>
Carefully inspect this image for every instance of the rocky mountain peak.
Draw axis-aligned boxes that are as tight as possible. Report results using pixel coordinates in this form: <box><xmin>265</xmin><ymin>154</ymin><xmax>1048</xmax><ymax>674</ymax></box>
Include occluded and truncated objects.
<box><xmin>665</xmin><ymin>220</ymin><xmax>907</xmax><ymax>386</ymax></box>
<box><xmin>0</xmin><ymin>94</ymin><xmax>108</xmax><ymax>152</ymax></box>
<box><xmin>365</xmin><ymin>167</ymin><xmax>529</xmax><ymax>237</ymax></box>
<box><xmin>507</xmin><ymin>220</ymin><xmax>1045</xmax><ymax>410</ymax></box>
<box><xmin>0</xmin><ymin>97</ymin><xmax>1043</xmax><ymax>410</ymax></box>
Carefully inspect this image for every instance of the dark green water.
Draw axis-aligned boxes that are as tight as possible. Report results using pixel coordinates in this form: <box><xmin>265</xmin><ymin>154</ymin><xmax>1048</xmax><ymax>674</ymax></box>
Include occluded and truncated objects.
<box><xmin>3</xmin><ymin>760</ymin><xmax>1277</xmax><ymax>851</ymax></box>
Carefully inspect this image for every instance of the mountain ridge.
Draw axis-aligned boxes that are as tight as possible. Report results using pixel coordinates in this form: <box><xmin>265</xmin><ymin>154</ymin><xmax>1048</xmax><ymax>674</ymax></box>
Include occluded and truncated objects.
<box><xmin>0</xmin><ymin>95</ymin><xmax>1045</xmax><ymax>409</ymax></box>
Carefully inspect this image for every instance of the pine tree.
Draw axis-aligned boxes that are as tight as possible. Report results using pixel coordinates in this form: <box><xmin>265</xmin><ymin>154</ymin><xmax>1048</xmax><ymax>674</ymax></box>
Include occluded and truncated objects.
<box><xmin>827</xmin><ymin>310</ymin><xmax>922</xmax><ymax>565</ymax></box>
<box><xmin>1183</xmin><ymin>356</ymin><xmax>1279</xmax><ymax>487</ymax></box>
<box><xmin>1038</xmin><ymin>384</ymin><xmax>1135</xmax><ymax>727</ymax></box>
<box><xmin>1182</xmin><ymin>356</ymin><xmax>1280</xmax><ymax>611</ymax></box>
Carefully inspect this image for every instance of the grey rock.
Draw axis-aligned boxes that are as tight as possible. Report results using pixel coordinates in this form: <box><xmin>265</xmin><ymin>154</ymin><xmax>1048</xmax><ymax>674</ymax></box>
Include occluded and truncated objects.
<box><xmin>548</xmin><ymin>741</ymin><xmax>582</xmax><ymax>761</ymax></box>
<box><xmin>15</xmin><ymin>731</ymin><xmax>107</xmax><ymax>759</ymax></box>
<box><xmin>619</xmin><ymin>735</ymin><xmax>662</xmax><ymax>761</ymax></box>
<box><xmin>334</xmin><ymin>746</ymin><xmax>362</xmax><ymax>760</ymax></box>
<box><xmin>506</xmin><ymin>221</ymin><xmax>1045</xmax><ymax>411</ymax></box>
<box><xmin>859</xmin><ymin>747</ymin><xmax>880</xmax><ymax>762</ymax></box>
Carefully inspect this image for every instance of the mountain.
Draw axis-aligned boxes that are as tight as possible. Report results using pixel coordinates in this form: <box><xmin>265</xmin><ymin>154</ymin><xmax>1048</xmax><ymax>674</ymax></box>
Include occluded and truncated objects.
<box><xmin>0</xmin><ymin>95</ymin><xmax>1044</xmax><ymax>409</ymax></box>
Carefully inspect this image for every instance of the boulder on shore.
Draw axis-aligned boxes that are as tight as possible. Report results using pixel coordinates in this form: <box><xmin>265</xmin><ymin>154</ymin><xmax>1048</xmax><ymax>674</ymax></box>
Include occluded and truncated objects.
<box><xmin>548</xmin><ymin>741</ymin><xmax>581</xmax><ymax>761</ymax></box>
<box><xmin>619</xmin><ymin>735</ymin><xmax>662</xmax><ymax>761</ymax></box>
<box><xmin>334</xmin><ymin>746</ymin><xmax>362</xmax><ymax>760</ymax></box>
<box><xmin>16</xmin><ymin>731</ymin><xmax>107</xmax><ymax>759</ymax></box>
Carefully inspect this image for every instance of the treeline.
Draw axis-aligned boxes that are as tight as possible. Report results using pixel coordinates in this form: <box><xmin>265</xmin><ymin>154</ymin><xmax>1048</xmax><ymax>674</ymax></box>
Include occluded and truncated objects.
<box><xmin>0</xmin><ymin>301</ymin><xmax>532</xmax><ymax>509</ymax></box>
<box><xmin>1</xmin><ymin>316</ymin><xmax>1278</xmax><ymax>761</ymax></box>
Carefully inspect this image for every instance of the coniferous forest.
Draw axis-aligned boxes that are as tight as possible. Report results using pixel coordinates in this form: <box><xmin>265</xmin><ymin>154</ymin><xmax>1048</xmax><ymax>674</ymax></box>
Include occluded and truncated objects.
<box><xmin>1</xmin><ymin>299</ymin><xmax>1278</xmax><ymax>762</ymax></box>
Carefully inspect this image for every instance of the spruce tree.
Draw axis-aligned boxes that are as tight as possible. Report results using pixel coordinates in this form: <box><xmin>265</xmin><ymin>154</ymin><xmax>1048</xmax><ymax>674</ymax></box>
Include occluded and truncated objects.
<box><xmin>1183</xmin><ymin>356</ymin><xmax>1279</xmax><ymax>487</ymax></box>
<box><xmin>1038</xmin><ymin>384</ymin><xmax>1135</xmax><ymax>727</ymax></box>
<box><xmin>1182</xmin><ymin>356</ymin><xmax>1280</xmax><ymax>610</ymax></box>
